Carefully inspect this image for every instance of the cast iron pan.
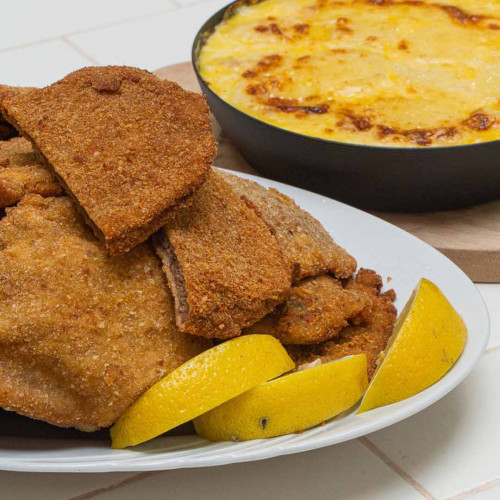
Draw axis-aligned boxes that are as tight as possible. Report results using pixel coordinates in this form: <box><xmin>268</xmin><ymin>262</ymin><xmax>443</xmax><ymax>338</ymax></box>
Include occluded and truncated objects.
<box><xmin>192</xmin><ymin>0</ymin><xmax>500</xmax><ymax>212</ymax></box>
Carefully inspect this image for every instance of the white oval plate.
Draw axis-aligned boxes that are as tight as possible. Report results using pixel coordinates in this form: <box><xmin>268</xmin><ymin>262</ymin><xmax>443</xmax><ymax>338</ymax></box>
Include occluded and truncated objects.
<box><xmin>0</xmin><ymin>171</ymin><xmax>489</xmax><ymax>473</ymax></box>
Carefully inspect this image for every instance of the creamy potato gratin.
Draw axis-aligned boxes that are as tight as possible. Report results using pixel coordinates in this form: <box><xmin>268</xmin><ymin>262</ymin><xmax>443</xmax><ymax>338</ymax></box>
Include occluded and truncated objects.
<box><xmin>199</xmin><ymin>0</ymin><xmax>500</xmax><ymax>147</ymax></box>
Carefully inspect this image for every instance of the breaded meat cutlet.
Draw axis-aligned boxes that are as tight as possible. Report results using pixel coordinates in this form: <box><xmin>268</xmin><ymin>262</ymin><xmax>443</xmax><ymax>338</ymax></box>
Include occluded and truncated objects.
<box><xmin>1</xmin><ymin>66</ymin><xmax>217</xmax><ymax>255</ymax></box>
<box><xmin>245</xmin><ymin>275</ymin><xmax>372</xmax><ymax>345</ymax></box>
<box><xmin>155</xmin><ymin>169</ymin><xmax>291</xmax><ymax>339</ymax></box>
<box><xmin>0</xmin><ymin>137</ymin><xmax>62</xmax><ymax>207</ymax></box>
<box><xmin>0</xmin><ymin>86</ymin><xmax>34</xmax><ymax>140</ymax></box>
<box><xmin>0</xmin><ymin>195</ymin><xmax>210</xmax><ymax>430</ymax></box>
<box><xmin>287</xmin><ymin>269</ymin><xmax>397</xmax><ymax>378</ymax></box>
<box><xmin>220</xmin><ymin>171</ymin><xmax>357</xmax><ymax>282</ymax></box>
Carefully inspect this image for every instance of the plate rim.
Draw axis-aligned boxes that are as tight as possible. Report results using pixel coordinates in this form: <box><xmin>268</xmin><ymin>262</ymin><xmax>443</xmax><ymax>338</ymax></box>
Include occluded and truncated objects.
<box><xmin>0</xmin><ymin>170</ymin><xmax>490</xmax><ymax>473</ymax></box>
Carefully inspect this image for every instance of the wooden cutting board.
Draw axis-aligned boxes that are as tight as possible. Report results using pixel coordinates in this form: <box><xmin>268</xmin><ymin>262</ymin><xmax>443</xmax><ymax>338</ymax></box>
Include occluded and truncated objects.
<box><xmin>154</xmin><ymin>63</ymin><xmax>500</xmax><ymax>283</ymax></box>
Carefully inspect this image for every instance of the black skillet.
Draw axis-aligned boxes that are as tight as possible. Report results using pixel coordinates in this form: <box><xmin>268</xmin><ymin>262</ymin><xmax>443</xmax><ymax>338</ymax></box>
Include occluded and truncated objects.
<box><xmin>192</xmin><ymin>0</ymin><xmax>500</xmax><ymax>212</ymax></box>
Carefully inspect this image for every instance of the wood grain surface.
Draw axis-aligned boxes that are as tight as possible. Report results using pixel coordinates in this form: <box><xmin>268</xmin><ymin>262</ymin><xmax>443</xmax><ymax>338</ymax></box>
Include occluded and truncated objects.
<box><xmin>154</xmin><ymin>63</ymin><xmax>500</xmax><ymax>283</ymax></box>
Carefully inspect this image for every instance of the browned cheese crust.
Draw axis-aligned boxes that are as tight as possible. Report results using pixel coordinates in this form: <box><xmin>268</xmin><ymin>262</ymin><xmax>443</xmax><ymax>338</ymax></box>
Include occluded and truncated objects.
<box><xmin>155</xmin><ymin>169</ymin><xmax>291</xmax><ymax>339</ymax></box>
<box><xmin>1</xmin><ymin>66</ymin><xmax>217</xmax><ymax>255</ymax></box>
<box><xmin>0</xmin><ymin>85</ymin><xmax>34</xmax><ymax>141</ymax></box>
<box><xmin>245</xmin><ymin>274</ymin><xmax>372</xmax><ymax>344</ymax></box>
<box><xmin>220</xmin><ymin>171</ymin><xmax>357</xmax><ymax>281</ymax></box>
<box><xmin>287</xmin><ymin>269</ymin><xmax>397</xmax><ymax>378</ymax></box>
<box><xmin>0</xmin><ymin>137</ymin><xmax>63</xmax><ymax>207</ymax></box>
<box><xmin>0</xmin><ymin>195</ymin><xmax>210</xmax><ymax>430</ymax></box>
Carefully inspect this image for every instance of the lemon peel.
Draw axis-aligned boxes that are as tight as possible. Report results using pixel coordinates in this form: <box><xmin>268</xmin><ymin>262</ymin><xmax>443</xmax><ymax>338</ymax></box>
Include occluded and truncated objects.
<box><xmin>111</xmin><ymin>335</ymin><xmax>294</xmax><ymax>448</ymax></box>
<box><xmin>358</xmin><ymin>278</ymin><xmax>467</xmax><ymax>413</ymax></box>
<box><xmin>195</xmin><ymin>354</ymin><xmax>368</xmax><ymax>441</ymax></box>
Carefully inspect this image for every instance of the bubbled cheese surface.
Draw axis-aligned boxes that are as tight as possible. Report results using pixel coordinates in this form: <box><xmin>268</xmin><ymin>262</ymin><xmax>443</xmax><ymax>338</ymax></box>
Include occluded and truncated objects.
<box><xmin>199</xmin><ymin>0</ymin><xmax>500</xmax><ymax>147</ymax></box>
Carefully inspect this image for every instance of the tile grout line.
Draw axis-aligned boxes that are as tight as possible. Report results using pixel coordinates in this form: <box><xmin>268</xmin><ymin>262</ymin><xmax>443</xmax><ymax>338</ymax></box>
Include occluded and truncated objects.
<box><xmin>0</xmin><ymin>5</ymin><xmax>179</xmax><ymax>56</ymax></box>
<box><xmin>358</xmin><ymin>436</ymin><xmax>436</xmax><ymax>500</ymax></box>
<box><xmin>65</xmin><ymin>471</ymin><xmax>164</xmax><ymax>500</ymax></box>
<box><xmin>35</xmin><ymin>319</ymin><xmax>500</xmax><ymax>498</ymax></box>
<box><xmin>0</xmin><ymin>35</ymin><xmax>64</xmax><ymax>55</ymax></box>
<box><xmin>446</xmin><ymin>477</ymin><xmax>500</xmax><ymax>500</ymax></box>
<box><xmin>61</xmin><ymin>36</ymin><xmax>99</xmax><ymax>65</ymax></box>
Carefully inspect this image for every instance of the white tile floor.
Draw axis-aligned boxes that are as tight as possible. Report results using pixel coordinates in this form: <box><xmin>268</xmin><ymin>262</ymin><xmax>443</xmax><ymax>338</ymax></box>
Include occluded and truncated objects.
<box><xmin>94</xmin><ymin>441</ymin><xmax>427</xmax><ymax>500</ymax></box>
<box><xmin>0</xmin><ymin>0</ymin><xmax>175</xmax><ymax>52</ymax></box>
<box><xmin>69</xmin><ymin>0</ymin><xmax>229</xmax><ymax>71</ymax></box>
<box><xmin>0</xmin><ymin>39</ymin><xmax>92</xmax><ymax>88</ymax></box>
<box><xmin>368</xmin><ymin>351</ymin><xmax>500</xmax><ymax>499</ymax></box>
<box><xmin>0</xmin><ymin>1</ymin><xmax>499</xmax><ymax>499</ymax></box>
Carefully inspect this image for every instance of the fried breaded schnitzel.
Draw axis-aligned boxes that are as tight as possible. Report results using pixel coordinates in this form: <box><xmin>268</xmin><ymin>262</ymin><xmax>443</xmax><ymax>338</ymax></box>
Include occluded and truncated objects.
<box><xmin>0</xmin><ymin>85</ymin><xmax>34</xmax><ymax>140</ymax></box>
<box><xmin>245</xmin><ymin>275</ymin><xmax>372</xmax><ymax>344</ymax></box>
<box><xmin>1</xmin><ymin>67</ymin><xmax>217</xmax><ymax>255</ymax></box>
<box><xmin>155</xmin><ymin>169</ymin><xmax>291</xmax><ymax>339</ymax></box>
<box><xmin>287</xmin><ymin>269</ymin><xmax>397</xmax><ymax>378</ymax></box>
<box><xmin>0</xmin><ymin>138</ymin><xmax>62</xmax><ymax>207</ymax></box>
<box><xmin>0</xmin><ymin>195</ymin><xmax>210</xmax><ymax>430</ymax></box>
<box><xmin>220</xmin><ymin>171</ymin><xmax>357</xmax><ymax>282</ymax></box>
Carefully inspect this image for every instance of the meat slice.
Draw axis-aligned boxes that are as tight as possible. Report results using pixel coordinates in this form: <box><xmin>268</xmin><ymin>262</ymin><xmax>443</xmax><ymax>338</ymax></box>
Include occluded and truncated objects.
<box><xmin>220</xmin><ymin>171</ymin><xmax>357</xmax><ymax>281</ymax></box>
<box><xmin>245</xmin><ymin>275</ymin><xmax>371</xmax><ymax>344</ymax></box>
<box><xmin>155</xmin><ymin>169</ymin><xmax>291</xmax><ymax>339</ymax></box>
<box><xmin>1</xmin><ymin>66</ymin><xmax>216</xmax><ymax>255</ymax></box>
<box><xmin>0</xmin><ymin>85</ymin><xmax>34</xmax><ymax>140</ymax></box>
<box><xmin>0</xmin><ymin>195</ymin><xmax>210</xmax><ymax>430</ymax></box>
<box><xmin>287</xmin><ymin>269</ymin><xmax>397</xmax><ymax>378</ymax></box>
<box><xmin>0</xmin><ymin>137</ymin><xmax>62</xmax><ymax>207</ymax></box>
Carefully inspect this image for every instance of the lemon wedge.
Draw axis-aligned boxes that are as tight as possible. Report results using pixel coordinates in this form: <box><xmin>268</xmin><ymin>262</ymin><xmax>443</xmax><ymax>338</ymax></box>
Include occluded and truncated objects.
<box><xmin>111</xmin><ymin>335</ymin><xmax>294</xmax><ymax>448</ymax></box>
<box><xmin>194</xmin><ymin>354</ymin><xmax>368</xmax><ymax>441</ymax></box>
<box><xmin>358</xmin><ymin>278</ymin><xmax>467</xmax><ymax>413</ymax></box>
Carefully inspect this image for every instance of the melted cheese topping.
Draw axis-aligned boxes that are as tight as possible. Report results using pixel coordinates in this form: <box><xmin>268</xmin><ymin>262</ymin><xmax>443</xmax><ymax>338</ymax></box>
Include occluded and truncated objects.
<box><xmin>199</xmin><ymin>0</ymin><xmax>500</xmax><ymax>147</ymax></box>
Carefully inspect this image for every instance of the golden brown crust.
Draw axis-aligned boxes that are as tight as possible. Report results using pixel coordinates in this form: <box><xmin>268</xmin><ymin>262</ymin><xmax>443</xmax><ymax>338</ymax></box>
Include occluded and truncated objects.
<box><xmin>1</xmin><ymin>66</ymin><xmax>216</xmax><ymax>255</ymax></box>
<box><xmin>0</xmin><ymin>195</ymin><xmax>210</xmax><ymax>430</ymax></box>
<box><xmin>220</xmin><ymin>171</ymin><xmax>357</xmax><ymax>281</ymax></box>
<box><xmin>245</xmin><ymin>275</ymin><xmax>372</xmax><ymax>344</ymax></box>
<box><xmin>0</xmin><ymin>86</ymin><xmax>34</xmax><ymax>141</ymax></box>
<box><xmin>0</xmin><ymin>137</ymin><xmax>63</xmax><ymax>207</ymax></box>
<box><xmin>286</xmin><ymin>269</ymin><xmax>397</xmax><ymax>378</ymax></box>
<box><xmin>155</xmin><ymin>169</ymin><xmax>291</xmax><ymax>339</ymax></box>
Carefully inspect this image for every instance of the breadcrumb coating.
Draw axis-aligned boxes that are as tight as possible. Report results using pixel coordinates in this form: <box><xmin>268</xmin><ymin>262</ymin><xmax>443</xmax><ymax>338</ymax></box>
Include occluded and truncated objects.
<box><xmin>245</xmin><ymin>275</ymin><xmax>372</xmax><ymax>344</ymax></box>
<box><xmin>155</xmin><ymin>169</ymin><xmax>291</xmax><ymax>339</ymax></box>
<box><xmin>287</xmin><ymin>269</ymin><xmax>397</xmax><ymax>378</ymax></box>
<box><xmin>220</xmin><ymin>171</ymin><xmax>357</xmax><ymax>281</ymax></box>
<box><xmin>0</xmin><ymin>195</ymin><xmax>210</xmax><ymax>430</ymax></box>
<box><xmin>0</xmin><ymin>138</ymin><xmax>62</xmax><ymax>207</ymax></box>
<box><xmin>1</xmin><ymin>66</ymin><xmax>216</xmax><ymax>255</ymax></box>
<box><xmin>0</xmin><ymin>85</ymin><xmax>34</xmax><ymax>140</ymax></box>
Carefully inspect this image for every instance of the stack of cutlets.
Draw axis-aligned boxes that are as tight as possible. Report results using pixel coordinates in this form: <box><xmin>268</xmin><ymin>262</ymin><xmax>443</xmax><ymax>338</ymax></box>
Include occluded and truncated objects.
<box><xmin>0</xmin><ymin>65</ymin><xmax>396</xmax><ymax>432</ymax></box>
